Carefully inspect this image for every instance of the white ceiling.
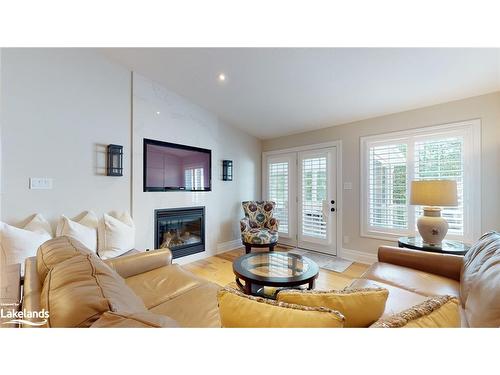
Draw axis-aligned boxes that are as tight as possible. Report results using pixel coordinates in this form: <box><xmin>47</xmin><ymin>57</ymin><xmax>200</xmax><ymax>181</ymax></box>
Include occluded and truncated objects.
<box><xmin>100</xmin><ymin>48</ymin><xmax>500</xmax><ymax>140</ymax></box>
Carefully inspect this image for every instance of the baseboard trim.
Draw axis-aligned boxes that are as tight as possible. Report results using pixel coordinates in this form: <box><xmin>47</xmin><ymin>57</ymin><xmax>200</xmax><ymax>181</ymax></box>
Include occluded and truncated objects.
<box><xmin>340</xmin><ymin>247</ymin><xmax>377</xmax><ymax>265</ymax></box>
<box><xmin>216</xmin><ymin>239</ymin><xmax>242</xmax><ymax>254</ymax></box>
<box><xmin>173</xmin><ymin>239</ymin><xmax>241</xmax><ymax>265</ymax></box>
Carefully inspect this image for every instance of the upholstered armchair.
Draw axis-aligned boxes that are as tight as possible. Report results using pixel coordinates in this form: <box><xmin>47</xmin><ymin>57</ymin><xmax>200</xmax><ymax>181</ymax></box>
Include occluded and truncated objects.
<box><xmin>240</xmin><ymin>201</ymin><xmax>279</xmax><ymax>253</ymax></box>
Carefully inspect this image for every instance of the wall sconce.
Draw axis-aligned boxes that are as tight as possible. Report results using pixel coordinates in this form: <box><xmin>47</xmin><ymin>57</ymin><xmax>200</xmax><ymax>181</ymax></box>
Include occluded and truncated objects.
<box><xmin>222</xmin><ymin>160</ymin><xmax>233</xmax><ymax>181</ymax></box>
<box><xmin>107</xmin><ymin>144</ymin><xmax>123</xmax><ymax>176</ymax></box>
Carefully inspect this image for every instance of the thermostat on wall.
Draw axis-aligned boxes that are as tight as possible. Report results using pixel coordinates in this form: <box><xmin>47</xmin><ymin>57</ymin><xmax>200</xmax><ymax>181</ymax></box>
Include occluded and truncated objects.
<box><xmin>29</xmin><ymin>177</ymin><xmax>53</xmax><ymax>190</ymax></box>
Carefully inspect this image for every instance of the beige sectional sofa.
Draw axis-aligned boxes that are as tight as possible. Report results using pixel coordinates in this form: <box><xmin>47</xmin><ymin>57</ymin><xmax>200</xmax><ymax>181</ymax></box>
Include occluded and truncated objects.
<box><xmin>21</xmin><ymin>231</ymin><xmax>499</xmax><ymax>328</ymax></box>
<box><xmin>23</xmin><ymin>236</ymin><xmax>221</xmax><ymax>327</ymax></box>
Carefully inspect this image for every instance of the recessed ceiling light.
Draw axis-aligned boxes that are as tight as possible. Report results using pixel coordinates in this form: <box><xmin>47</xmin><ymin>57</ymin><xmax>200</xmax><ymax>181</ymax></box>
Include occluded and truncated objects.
<box><xmin>156</xmin><ymin>111</ymin><xmax>160</xmax><ymax>115</ymax></box>
<box><xmin>218</xmin><ymin>73</ymin><xmax>226</xmax><ymax>82</ymax></box>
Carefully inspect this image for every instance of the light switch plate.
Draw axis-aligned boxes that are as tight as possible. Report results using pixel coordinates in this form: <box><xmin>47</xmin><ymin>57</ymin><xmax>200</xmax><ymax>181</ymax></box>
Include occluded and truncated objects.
<box><xmin>343</xmin><ymin>182</ymin><xmax>353</xmax><ymax>190</ymax></box>
<box><xmin>29</xmin><ymin>177</ymin><xmax>53</xmax><ymax>190</ymax></box>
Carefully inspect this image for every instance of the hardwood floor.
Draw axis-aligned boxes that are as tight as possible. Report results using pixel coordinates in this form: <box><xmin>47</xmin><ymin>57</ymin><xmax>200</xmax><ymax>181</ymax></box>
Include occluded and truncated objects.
<box><xmin>184</xmin><ymin>246</ymin><xmax>370</xmax><ymax>290</ymax></box>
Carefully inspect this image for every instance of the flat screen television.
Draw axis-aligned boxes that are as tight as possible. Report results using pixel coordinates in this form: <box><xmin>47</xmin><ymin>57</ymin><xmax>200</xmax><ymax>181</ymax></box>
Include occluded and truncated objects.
<box><xmin>143</xmin><ymin>138</ymin><xmax>212</xmax><ymax>192</ymax></box>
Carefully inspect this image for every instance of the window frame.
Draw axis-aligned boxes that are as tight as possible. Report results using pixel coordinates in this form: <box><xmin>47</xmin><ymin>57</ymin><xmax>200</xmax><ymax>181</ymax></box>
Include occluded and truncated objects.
<box><xmin>360</xmin><ymin>119</ymin><xmax>481</xmax><ymax>243</ymax></box>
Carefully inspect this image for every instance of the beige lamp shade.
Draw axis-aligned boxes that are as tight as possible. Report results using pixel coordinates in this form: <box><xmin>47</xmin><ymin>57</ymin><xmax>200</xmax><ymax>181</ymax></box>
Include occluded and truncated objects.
<box><xmin>410</xmin><ymin>180</ymin><xmax>458</xmax><ymax>207</ymax></box>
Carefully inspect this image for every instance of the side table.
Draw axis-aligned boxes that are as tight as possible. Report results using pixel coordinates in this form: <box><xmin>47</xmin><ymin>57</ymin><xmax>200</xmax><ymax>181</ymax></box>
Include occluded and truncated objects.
<box><xmin>398</xmin><ymin>236</ymin><xmax>470</xmax><ymax>256</ymax></box>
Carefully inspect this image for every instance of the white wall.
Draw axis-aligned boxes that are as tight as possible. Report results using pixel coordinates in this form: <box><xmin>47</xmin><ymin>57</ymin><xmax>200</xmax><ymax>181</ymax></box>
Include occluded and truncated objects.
<box><xmin>0</xmin><ymin>49</ymin><xmax>132</xmax><ymax>228</ymax></box>
<box><xmin>1</xmin><ymin>51</ymin><xmax>263</xmax><ymax>263</ymax></box>
<box><xmin>132</xmin><ymin>73</ymin><xmax>261</xmax><ymax>263</ymax></box>
<box><xmin>263</xmin><ymin>92</ymin><xmax>500</xmax><ymax>261</ymax></box>
<box><xmin>0</xmin><ymin>48</ymin><xmax>3</xmax><ymax>219</ymax></box>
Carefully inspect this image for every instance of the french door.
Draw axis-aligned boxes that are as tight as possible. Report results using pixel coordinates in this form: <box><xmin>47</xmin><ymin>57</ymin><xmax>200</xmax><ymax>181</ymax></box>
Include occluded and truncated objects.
<box><xmin>264</xmin><ymin>146</ymin><xmax>337</xmax><ymax>255</ymax></box>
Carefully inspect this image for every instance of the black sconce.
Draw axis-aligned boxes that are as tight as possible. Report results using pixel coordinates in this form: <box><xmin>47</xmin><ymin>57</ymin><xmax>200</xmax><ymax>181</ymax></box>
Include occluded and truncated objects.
<box><xmin>107</xmin><ymin>144</ymin><xmax>123</xmax><ymax>176</ymax></box>
<box><xmin>222</xmin><ymin>160</ymin><xmax>233</xmax><ymax>181</ymax></box>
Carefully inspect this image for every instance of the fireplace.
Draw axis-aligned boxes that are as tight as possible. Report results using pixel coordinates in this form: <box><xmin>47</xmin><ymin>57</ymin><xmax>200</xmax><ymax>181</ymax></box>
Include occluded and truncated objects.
<box><xmin>154</xmin><ymin>207</ymin><xmax>205</xmax><ymax>259</ymax></box>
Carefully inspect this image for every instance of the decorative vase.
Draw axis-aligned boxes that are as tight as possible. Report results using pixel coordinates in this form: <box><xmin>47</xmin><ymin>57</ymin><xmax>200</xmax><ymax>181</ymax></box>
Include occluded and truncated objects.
<box><xmin>416</xmin><ymin>207</ymin><xmax>448</xmax><ymax>245</ymax></box>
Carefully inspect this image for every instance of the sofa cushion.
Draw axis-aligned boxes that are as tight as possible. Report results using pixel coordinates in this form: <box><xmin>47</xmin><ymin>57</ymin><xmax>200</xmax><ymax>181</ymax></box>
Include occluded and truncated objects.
<box><xmin>217</xmin><ymin>287</ymin><xmax>344</xmax><ymax>328</ymax></box>
<box><xmin>348</xmin><ymin>278</ymin><xmax>429</xmax><ymax>318</ymax></box>
<box><xmin>361</xmin><ymin>262</ymin><xmax>460</xmax><ymax>298</ymax></box>
<box><xmin>56</xmin><ymin>211</ymin><xmax>98</xmax><ymax>252</ymax></box>
<box><xmin>151</xmin><ymin>283</ymin><xmax>222</xmax><ymax>328</ymax></box>
<box><xmin>276</xmin><ymin>287</ymin><xmax>388</xmax><ymax>327</ymax></box>
<box><xmin>371</xmin><ymin>295</ymin><xmax>460</xmax><ymax>328</ymax></box>
<box><xmin>460</xmin><ymin>231</ymin><xmax>500</xmax><ymax>327</ymax></box>
<box><xmin>41</xmin><ymin>254</ymin><xmax>146</xmax><ymax>327</ymax></box>
<box><xmin>104</xmin><ymin>249</ymin><xmax>171</xmax><ymax>279</ymax></box>
<box><xmin>97</xmin><ymin>212</ymin><xmax>135</xmax><ymax>260</ymax></box>
<box><xmin>37</xmin><ymin>236</ymin><xmax>94</xmax><ymax>282</ymax></box>
<box><xmin>90</xmin><ymin>311</ymin><xmax>179</xmax><ymax>328</ymax></box>
<box><xmin>125</xmin><ymin>264</ymin><xmax>206</xmax><ymax>309</ymax></box>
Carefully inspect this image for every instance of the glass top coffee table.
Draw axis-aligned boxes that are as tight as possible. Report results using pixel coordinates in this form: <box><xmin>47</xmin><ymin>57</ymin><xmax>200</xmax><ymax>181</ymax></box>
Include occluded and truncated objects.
<box><xmin>232</xmin><ymin>252</ymin><xmax>319</xmax><ymax>299</ymax></box>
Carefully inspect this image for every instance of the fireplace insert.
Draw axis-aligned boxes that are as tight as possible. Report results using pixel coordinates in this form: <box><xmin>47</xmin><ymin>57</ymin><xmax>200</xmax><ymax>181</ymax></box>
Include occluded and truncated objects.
<box><xmin>154</xmin><ymin>207</ymin><xmax>205</xmax><ymax>259</ymax></box>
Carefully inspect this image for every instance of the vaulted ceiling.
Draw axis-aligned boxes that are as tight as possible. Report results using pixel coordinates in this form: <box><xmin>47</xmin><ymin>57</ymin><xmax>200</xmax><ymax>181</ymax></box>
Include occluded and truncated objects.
<box><xmin>101</xmin><ymin>48</ymin><xmax>500</xmax><ymax>139</ymax></box>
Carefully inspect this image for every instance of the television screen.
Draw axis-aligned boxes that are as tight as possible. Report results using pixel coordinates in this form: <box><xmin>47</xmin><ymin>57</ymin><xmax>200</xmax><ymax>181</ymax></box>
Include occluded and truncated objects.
<box><xmin>143</xmin><ymin>138</ymin><xmax>211</xmax><ymax>191</ymax></box>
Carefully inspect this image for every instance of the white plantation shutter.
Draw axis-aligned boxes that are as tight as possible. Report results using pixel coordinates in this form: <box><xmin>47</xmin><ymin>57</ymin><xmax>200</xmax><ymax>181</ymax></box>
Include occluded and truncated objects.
<box><xmin>301</xmin><ymin>157</ymin><xmax>327</xmax><ymax>239</ymax></box>
<box><xmin>268</xmin><ymin>162</ymin><xmax>289</xmax><ymax>234</ymax></box>
<box><xmin>368</xmin><ymin>143</ymin><xmax>408</xmax><ymax>230</ymax></box>
<box><xmin>414</xmin><ymin>136</ymin><xmax>464</xmax><ymax>235</ymax></box>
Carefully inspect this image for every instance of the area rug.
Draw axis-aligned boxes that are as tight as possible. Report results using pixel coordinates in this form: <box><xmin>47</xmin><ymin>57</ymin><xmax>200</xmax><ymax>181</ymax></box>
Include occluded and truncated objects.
<box><xmin>287</xmin><ymin>248</ymin><xmax>353</xmax><ymax>273</ymax></box>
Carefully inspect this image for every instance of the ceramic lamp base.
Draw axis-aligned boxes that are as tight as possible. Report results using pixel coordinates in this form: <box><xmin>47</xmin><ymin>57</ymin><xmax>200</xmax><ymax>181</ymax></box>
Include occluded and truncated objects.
<box><xmin>416</xmin><ymin>207</ymin><xmax>448</xmax><ymax>245</ymax></box>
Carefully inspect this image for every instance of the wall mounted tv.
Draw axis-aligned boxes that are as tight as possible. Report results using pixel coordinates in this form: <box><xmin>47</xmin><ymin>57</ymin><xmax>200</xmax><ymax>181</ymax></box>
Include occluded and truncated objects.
<box><xmin>143</xmin><ymin>138</ymin><xmax>212</xmax><ymax>192</ymax></box>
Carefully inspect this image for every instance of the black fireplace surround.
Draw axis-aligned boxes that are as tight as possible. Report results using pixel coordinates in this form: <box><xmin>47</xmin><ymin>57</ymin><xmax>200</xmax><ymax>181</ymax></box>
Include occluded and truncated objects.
<box><xmin>154</xmin><ymin>207</ymin><xmax>205</xmax><ymax>259</ymax></box>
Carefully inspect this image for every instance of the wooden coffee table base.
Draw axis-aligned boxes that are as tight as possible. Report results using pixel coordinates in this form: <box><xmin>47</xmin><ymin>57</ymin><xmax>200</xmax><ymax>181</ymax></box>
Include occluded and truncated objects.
<box><xmin>243</xmin><ymin>241</ymin><xmax>277</xmax><ymax>254</ymax></box>
<box><xmin>235</xmin><ymin>277</ymin><xmax>316</xmax><ymax>299</ymax></box>
<box><xmin>236</xmin><ymin>277</ymin><xmax>315</xmax><ymax>294</ymax></box>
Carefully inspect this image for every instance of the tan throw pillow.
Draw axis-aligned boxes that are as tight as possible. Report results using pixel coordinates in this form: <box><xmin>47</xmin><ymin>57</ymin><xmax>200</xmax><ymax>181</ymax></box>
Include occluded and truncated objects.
<box><xmin>217</xmin><ymin>287</ymin><xmax>344</xmax><ymax>328</ymax></box>
<box><xmin>90</xmin><ymin>311</ymin><xmax>179</xmax><ymax>328</ymax></box>
<box><xmin>276</xmin><ymin>287</ymin><xmax>389</xmax><ymax>328</ymax></box>
<box><xmin>41</xmin><ymin>254</ymin><xmax>146</xmax><ymax>327</ymax></box>
<box><xmin>371</xmin><ymin>295</ymin><xmax>460</xmax><ymax>328</ymax></box>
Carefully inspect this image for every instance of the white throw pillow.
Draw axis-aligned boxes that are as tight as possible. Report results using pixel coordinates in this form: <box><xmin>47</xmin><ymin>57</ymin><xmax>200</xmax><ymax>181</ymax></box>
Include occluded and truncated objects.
<box><xmin>0</xmin><ymin>214</ymin><xmax>53</xmax><ymax>273</ymax></box>
<box><xmin>56</xmin><ymin>211</ymin><xmax>98</xmax><ymax>252</ymax></box>
<box><xmin>97</xmin><ymin>212</ymin><xmax>135</xmax><ymax>259</ymax></box>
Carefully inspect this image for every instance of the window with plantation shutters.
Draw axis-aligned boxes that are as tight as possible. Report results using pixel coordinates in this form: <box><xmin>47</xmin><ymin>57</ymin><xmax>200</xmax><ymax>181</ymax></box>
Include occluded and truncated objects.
<box><xmin>361</xmin><ymin>120</ymin><xmax>480</xmax><ymax>242</ymax></box>
<box><xmin>268</xmin><ymin>162</ymin><xmax>289</xmax><ymax>234</ymax></box>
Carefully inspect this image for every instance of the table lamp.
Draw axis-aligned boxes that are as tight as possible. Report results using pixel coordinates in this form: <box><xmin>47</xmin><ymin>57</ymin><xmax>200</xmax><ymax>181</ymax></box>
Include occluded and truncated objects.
<box><xmin>410</xmin><ymin>180</ymin><xmax>458</xmax><ymax>245</ymax></box>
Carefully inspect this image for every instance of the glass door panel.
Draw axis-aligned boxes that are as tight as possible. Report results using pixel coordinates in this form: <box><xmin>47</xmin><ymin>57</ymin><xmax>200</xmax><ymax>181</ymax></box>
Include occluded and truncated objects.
<box><xmin>298</xmin><ymin>148</ymin><xmax>337</xmax><ymax>254</ymax></box>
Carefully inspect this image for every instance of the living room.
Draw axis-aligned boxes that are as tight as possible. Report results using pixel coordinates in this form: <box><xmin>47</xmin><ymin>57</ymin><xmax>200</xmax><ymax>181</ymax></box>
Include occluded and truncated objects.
<box><xmin>0</xmin><ymin>1</ymin><xmax>499</xmax><ymax>374</ymax></box>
